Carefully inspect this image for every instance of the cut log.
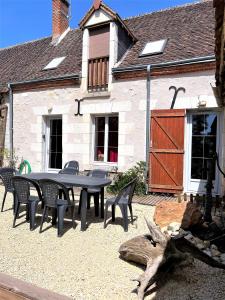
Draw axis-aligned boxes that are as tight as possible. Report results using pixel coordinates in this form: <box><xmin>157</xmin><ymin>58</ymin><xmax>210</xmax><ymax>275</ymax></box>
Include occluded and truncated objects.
<box><xmin>119</xmin><ymin>219</ymin><xmax>225</xmax><ymax>300</ymax></box>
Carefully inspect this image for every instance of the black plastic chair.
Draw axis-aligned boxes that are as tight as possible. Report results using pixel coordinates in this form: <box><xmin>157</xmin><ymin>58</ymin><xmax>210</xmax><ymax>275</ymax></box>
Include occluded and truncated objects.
<box><xmin>12</xmin><ymin>176</ymin><xmax>42</xmax><ymax>230</ymax></box>
<box><xmin>104</xmin><ymin>178</ymin><xmax>137</xmax><ymax>232</ymax></box>
<box><xmin>0</xmin><ymin>168</ymin><xmax>16</xmax><ymax>212</ymax></box>
<box><xmin>58</xmin><ymin>167</ymin><xmax>79</xmax><ymax>201</ymax></box>
<box><xmin>64</xmin><ymin>161</ymin><xmax>79</xmax><ymax>173</ymax></box>
<box><xmin>39</xmin><ymin>179</ymin><xmax>76</xmax><ymax>237</ymax></box>
<box><xmin>78</xmin><ymin>169</ymin><xmax>108</xmax><ymax>217</ymax></box>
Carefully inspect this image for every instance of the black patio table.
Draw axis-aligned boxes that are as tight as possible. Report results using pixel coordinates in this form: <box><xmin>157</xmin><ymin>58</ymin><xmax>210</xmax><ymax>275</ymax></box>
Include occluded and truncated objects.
<box><xmin>20</xmin><ymin>172</ymin><xmax>111</xmax><ymax>231</ymax></box>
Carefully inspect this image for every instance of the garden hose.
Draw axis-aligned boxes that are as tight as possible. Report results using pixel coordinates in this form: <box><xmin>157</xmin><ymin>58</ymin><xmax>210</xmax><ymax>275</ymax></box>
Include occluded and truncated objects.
<box><xmin>19</xmin><ymin>160</ymin><xmax>32</xmax><ymax>174</ymax></box>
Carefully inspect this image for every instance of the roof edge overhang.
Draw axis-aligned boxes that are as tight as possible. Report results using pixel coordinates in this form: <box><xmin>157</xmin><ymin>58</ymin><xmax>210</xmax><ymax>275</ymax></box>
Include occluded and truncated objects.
<box><xmin>112</xmin><ymin>55</ymin><xmax>216</xmax><ymax>74</ymax></box>
<box><xmin>0</xmin><ymin>73</ymin><xmax>80</xmax><ymax>93</ymax></box>
<box><xmin>8</xmin><ymin>73</ymin><xmax>80</xmax><ymax>87</ymax></box>
<box><xmin>79</xmin><ymin>2</ymin><xmax>137</xmax><ymax>42</ymax></box>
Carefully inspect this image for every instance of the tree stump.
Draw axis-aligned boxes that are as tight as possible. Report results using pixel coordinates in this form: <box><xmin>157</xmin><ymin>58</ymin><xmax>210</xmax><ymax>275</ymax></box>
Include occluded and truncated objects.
<box><xmin>119</xmin><ymin>218</ymin><xmax>225</xmax><ymax>300</ymax></box>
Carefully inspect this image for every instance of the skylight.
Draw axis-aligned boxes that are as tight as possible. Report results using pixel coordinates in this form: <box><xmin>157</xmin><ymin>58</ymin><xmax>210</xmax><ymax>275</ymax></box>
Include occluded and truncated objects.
<box><xmin>140</xmin><ymin>39</ymin><xmax>167</xmax><ymax>57</ymax></box>
<box><xmin>43</xmin><ymin>57</ymin><xmax>66</xmax><ymax>70</ymax></box>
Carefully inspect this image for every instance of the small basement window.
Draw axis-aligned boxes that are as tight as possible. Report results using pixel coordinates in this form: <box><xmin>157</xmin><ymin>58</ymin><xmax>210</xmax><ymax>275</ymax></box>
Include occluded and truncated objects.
<box><xmin>43</xmin><ymin>57</ymin><xmax>66</xmax><ymax>70</ymax></box>
<box><xmin>140</xmin><ymin>39</ymin><xmax>167</xmax><ymax>57</ymax></box>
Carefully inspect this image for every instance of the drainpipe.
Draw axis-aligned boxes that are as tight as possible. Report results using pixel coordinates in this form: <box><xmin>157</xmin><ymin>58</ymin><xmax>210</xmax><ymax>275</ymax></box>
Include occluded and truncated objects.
<box><xmin>7</xmin><ymin>83</ymin><xmax>13</xmax><ymax>162</ymax></box>
<box><xmin>145</xmin><ymin>65</ymin><xmax>151</xmax><ymax>194</ymax></box>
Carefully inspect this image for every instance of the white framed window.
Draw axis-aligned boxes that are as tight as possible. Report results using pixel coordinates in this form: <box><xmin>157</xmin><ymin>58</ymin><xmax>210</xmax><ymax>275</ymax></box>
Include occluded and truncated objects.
<box><xmin>93</xmin><ymin>115</ymin><xmax>118</xmax><ymax>163</ymax></box>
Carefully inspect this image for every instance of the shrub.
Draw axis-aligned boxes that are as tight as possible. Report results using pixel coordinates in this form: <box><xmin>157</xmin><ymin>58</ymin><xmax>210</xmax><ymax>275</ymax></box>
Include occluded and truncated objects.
<box><xmin>107</xmin><ymin>161</ymin><xmax>146</xmax><ymax>195</ymax></box>
<box><xmin>1</xmin><ymin>148</ymin><xmax>19</xmax><ymax>169</ymax></box>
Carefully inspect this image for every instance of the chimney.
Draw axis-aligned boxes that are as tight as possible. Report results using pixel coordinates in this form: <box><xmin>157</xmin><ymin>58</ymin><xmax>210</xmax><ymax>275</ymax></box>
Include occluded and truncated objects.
<box><xmin>93</xmin><ymin>0</ymin><xmax>102</xmax><ymax>10</ymax></box>
<box><xmin>52</xmin><ymin>0</ymin><xmax>70</xmax><ymax>41</ymax></box>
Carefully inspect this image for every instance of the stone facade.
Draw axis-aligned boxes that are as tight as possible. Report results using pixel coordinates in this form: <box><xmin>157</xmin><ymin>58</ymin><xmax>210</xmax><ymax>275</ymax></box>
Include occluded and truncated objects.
<box><xmin>10</xmin><ymin>69</ymin><xmax>220</xmax><ymax>183</ymax></box>
<box><xmin>1</xmin><ymin>1</ymin><xmax>221</xmax><ymax>195</ymax></box>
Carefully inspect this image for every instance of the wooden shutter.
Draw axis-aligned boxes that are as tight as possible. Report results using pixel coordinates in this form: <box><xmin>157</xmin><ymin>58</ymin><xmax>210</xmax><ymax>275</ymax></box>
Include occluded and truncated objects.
<box><xmin>149</xmin><ymin>109</ymin><xmax>185</xmax><ymax>194</ymax></box>
<box><xmin>89</xmin><ymin>25</ymin><xmax>110</xmax><ymax>59</ymax></box>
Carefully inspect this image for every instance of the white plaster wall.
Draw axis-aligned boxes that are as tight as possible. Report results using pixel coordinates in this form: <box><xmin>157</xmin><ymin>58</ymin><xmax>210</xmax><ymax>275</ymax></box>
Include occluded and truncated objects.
<box><xmin>13</xmin><ymin>87</ymin><xmax>82</xmax><ymax>172</ymax></box>
<box><xmin>150</xmin><ymin>70</ymin><xmax>218</xmax><ymax>110</ymax></box>
<box><xmin>85</xmin><ymin>10</ymin><xmax>112</xmax><ymax>27</ymax></box>
<box><xmin>12</xmin><ymin>69</ymin><xmax>220</xmax><ymax>177</ymax></box>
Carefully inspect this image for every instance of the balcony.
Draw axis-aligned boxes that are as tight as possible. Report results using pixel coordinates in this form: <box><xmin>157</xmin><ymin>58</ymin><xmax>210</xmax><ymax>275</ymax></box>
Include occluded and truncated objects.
<box><xmin>88</xmin><ymin>56</ymin><xmax>109</xmax><ymax>92</ymax></box>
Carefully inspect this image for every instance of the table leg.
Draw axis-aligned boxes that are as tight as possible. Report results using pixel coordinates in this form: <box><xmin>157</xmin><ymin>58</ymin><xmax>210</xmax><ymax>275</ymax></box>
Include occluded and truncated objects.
<box><xmin>100</xmin><ymin>187</ymin><xmax>104</xmax><ymax>218</ymax></box>
<box><xmin>112</xmin><ymin>205</ymin><xmax>115</xmax><ymax>222</ymax></box>
<box><xmin>81</xmin><ymin>188</ymin><xmax>87</xmax><ymax>231</ymax></box>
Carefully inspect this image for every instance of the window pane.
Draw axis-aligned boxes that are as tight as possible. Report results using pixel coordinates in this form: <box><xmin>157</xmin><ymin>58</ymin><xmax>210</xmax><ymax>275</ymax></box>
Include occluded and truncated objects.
<box><xmin>95</xmin><ymin>117</ymin><xmax>105</xmax><ymax>161</ymax></box>
<box><xmin>55</xmin><ymin>153</ymin><xmax>62</xmax><ymax>169</ymax></box>
<box><xmin>96</xmin><ymin>132</ymin><xmax>105</xmax><ymax>147</ymax></box>
<box><xmin>49</xmin><ymin>119</ymin><xmax>62</xmax><ymax>169</ymax></box>
<box><xmin>108</xmin><ymin>132</ymin><xmax>118</xmax><ymax>147</ymax></box>
<box><xmin>96</xmin><ymin>117</ymin><xmax>105</xmax><ymax>132</ymax></box>
<box><xmin>109</xmin><ymin>116</ymin><xmax>118</xmax><ymax>131</ymax></box>
<box><xmin>192</xmin><ymin>115</ymin><xmax>205</xmax><ymax>135</ymax></box>
<box><xmin>205</xmin><ymin>114</ymin><xmax>217</xmax><ymax>135</ymax></box>
<box><xmin>192</xmin><ymin>137</ymin><xmax>203</xmax><ymax>157</ymax></box>
<box><xmin>51</xmin><ymin>120</ymin><xmax>56</xmax><ymax>135</ymax></box>
<box><xmin>108</xmin><ymin>116</ymin><xmax>118</xmax><ymax>162</ymax></box>
<box><xmin>95</xmin><ymin>147</ymin><xmax>104</xmax><ymax>161</ymax></box>
<box><xmin>190</xmin><ymin>114</ymin><xmax>217</xmax><ymax>181</ymax></box>
<box><xmin>202</xmin><ymin>159</ymin><xmax>216</xmax><ymax>180</ymax></box>
<box><xmin>191</xmin><ymin>158</ymin><xmax>203</xmax><ymax>179</ymax></box>
<box><xmin>108</xmin><ymin>147</ymin><xmax>118</xmax><ymax>162</ymax></box>
<box><xmin>57</xmin><ymin>120</ymin><xmax>62</xmax><ymax>135</ymax></box>
<box><xmin>50</xmin><ymin>136</ymin><xmax>56</xmax><ymax>151</ymax></box>
<box><xmin>204</xmin><ymin>136</ymin><xmax>216</xmax><ymax>158</ymax></box>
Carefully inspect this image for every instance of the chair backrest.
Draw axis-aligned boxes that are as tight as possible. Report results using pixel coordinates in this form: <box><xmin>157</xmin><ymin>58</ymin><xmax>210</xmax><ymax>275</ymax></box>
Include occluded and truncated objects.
<box><xmin>88</xmin><ymin>169</ymin><xmax>108</xmax><ymax>178</ymax></box>
<box><xmin>0</xmin><ymin>168</ymin><xmax>15</xmax><ymax>191</ymax></box>
<box><xmin>12</xmin><ymin>176</ymin><xmax>42</xmax><ymax>204</ymax></box>
<box><xmin>115</xmin><ymin>178</ymin><xmax>137</xmax><ymax>205</ymax></box>
<box><xmin>64</xmin><ymin>161</ymin><xmax>79</xmax><ymax>172</ymax></box>
<box><xmin>59</xmin><ymin>167</ymin><xmax>79</xmax><ymax>175</ymax></box>
<box><xmin>38</xmin><ymin>179</ymin><xmax>70</xmax><ymax>208</ymax></box>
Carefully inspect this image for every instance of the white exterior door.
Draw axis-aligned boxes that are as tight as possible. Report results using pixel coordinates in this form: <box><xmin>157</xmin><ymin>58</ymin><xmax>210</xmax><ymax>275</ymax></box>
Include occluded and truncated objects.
<box><xmin>185</xmin><ymin>112</ymin><xmax>220</xmax><ymax>195</ymax></box>
<box><xmin>43</xmin><ymin>116</ymin><xmax>62</xmax><ymax>172</ymax></box>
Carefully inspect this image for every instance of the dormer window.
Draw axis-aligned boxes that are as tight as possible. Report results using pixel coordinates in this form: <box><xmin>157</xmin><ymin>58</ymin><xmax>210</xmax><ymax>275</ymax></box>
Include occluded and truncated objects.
<box><xmin>88</xmin><ymin>25</ymin><xmax>110</xmax><ymax>92</ymax></box>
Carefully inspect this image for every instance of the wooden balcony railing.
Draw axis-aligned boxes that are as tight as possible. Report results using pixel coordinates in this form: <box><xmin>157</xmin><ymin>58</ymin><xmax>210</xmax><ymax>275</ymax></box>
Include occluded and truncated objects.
<box><xmin>88</xmin><ymin>56</ymin><xmax>109</xmax><ymax>92</ymax></box>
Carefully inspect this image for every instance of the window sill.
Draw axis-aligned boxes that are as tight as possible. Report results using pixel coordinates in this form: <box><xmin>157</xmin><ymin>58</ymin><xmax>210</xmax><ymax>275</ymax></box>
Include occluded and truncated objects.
<box><xmin>83</xmin><ymin>91</ymin><xmax>111</xmax><ymax>99</ymax></box>
<box><xmin>91</xmin><ymin>161</ymin><xmax>118</xmax><ymax>169</ymax></box>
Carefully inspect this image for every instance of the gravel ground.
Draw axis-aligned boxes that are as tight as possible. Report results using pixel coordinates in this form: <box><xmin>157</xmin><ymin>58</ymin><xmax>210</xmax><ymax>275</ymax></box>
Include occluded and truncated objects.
<box><xmin>0</xmin><ymin>186</ymin><xmax>225</xmax><ymax>300</ymax></box>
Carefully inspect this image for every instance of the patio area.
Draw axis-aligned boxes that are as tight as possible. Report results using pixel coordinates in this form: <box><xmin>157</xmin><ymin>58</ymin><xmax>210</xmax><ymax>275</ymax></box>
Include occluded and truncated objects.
<box><xmin>0</xmin><ymin>185</ymin><xmax>156</xmax><ymax>299</ymax></box>
<box><xmin>1</xmin><ymin>186</ymin><xmax>225</xmax><ymax>300</ymax></box>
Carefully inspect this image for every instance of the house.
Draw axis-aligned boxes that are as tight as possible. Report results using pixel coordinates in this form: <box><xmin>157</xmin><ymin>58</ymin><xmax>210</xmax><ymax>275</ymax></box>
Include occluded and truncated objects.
<box><xmin>0</xmin><ymin>0</ymin><xmax>220</xmax><ymax>195</ymax></box>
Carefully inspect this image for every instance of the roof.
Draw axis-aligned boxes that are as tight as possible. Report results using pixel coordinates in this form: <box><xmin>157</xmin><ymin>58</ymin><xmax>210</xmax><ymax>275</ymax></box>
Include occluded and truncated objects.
<box><xmin>120</xmin><ymin>0</ymin><xmax>215</xmax><ymax>67</ymax></box>
<box><xmin>0</xmin><ymin>29</ymin><xmax>82</xmax><ymax>91</ymax></box>
<box><xmin>0</xmin><ymin>0</ymin><xmax>215</xmax><ymax>91</ymax></box>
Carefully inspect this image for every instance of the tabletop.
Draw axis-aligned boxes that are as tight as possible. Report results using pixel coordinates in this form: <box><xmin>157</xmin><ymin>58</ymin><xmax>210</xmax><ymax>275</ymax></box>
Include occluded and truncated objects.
<box><xmin>21</xmin><ymin>172</ymin><xmax>111</xmax><ymax>188</ymax></box>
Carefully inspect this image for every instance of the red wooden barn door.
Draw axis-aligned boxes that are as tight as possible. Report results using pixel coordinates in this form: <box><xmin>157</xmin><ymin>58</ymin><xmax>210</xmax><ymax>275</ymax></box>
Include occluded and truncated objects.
<box><xmin>149</xmin><ymin>109</ymin><xmax>185</xmax><ymax>194</ymax></box>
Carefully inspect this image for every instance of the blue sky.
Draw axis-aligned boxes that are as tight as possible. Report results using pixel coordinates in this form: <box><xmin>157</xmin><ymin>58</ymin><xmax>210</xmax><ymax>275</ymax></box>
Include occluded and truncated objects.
<box><xmin>0</xmin><ymin>0</ymin><xmax>198</xmax><ymax>48</ymax></box>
